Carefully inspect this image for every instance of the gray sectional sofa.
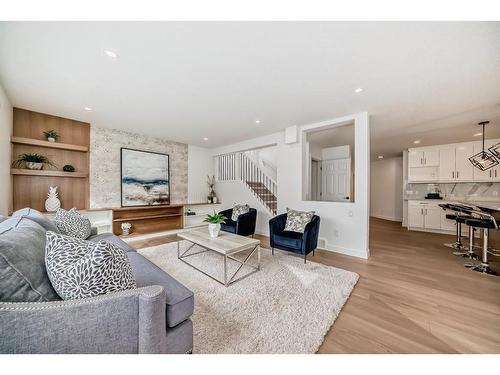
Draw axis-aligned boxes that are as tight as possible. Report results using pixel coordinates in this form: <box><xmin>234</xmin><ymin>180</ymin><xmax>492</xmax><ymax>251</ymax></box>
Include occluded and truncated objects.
<box><xmin>0</xmin><ymin>208</ymin><xmax>194</xmax><ymax>354</ymax></box>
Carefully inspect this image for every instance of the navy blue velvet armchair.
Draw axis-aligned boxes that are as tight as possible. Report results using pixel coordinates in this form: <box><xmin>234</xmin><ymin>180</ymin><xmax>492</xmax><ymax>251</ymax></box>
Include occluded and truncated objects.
<box><xmin>269</xmin><ymin>213</ymin><xmax>320</xmax><ymax>263</ymax></box>
<box><xmin>218</xmin><ymin>208</ymin><xmax>257</xmax><ymax>237</ymax></box>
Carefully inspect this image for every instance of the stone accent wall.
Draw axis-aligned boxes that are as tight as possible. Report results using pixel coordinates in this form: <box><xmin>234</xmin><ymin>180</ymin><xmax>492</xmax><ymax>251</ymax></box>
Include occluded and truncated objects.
<box><xmin>90</xmin><ymin>126</ymin><xmax>188</xmax><ymax>208</ymax></box>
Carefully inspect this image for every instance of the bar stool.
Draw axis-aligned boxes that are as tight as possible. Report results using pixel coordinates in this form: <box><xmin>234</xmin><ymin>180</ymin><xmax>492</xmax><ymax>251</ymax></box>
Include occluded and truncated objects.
<box><xmin>463</xmin><ymin>218</ymin><xmax>498</xmax><ymax>276</ymax></box>
<box><xmin>444</xmin><ymin>213</ymin><xmax>474</xmax><ymax>255</ymax></box>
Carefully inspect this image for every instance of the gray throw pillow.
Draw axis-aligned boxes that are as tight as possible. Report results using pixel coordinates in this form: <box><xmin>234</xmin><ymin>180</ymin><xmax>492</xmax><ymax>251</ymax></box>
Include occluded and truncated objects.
<box><xmin>54</xmin><ymin>208</ymin><xmax>91</xmax><ymax>239</ymax></box>
<box><xmin>45</xmin><ymin>231</ymin><xmax>137</xmax><ymax>300</ymax></box>
<box><xmin>0</xmin><ymin>217</ymin><xmax>61</xmax><ymax>302</ymax></box>
<box><xmin>12</xmin><ymin>207</ymin><xmax>60</xmax><ymax>233</ymax></box>
<box><xmin>284</xmin><ymin>208</ymin><xmax>315</xmax><ymax>233</ymax></box>
<box><xmin>231</xmin><ymin>204</ymin><xmax>250</xmax><ymax>221</ymax></box>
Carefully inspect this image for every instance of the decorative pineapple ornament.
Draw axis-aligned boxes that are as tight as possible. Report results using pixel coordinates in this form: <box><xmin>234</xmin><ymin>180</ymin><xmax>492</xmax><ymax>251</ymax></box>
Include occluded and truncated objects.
<box><xmin>45</xmin><ymin>186</ymin><xmax>61</xmax><ymax>212</ymax></box>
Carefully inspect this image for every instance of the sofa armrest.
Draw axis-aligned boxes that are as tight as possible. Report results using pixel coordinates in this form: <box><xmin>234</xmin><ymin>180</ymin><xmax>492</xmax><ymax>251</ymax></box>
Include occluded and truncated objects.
<box><xmin>236</xmin><ymin>209</ymin><xmax>257</xmax><ymax>236</ymax></box>
<box><xmin>0</xmin><ymin>286</ymin><xmax>167</xmax><ymax>354</ymax></box>
<box><xmin>218</xmin><ymin>208</ymin><xmax>233</xmax><ymax>220</ymax></box>
<box><xmin>269</xmin><ymin>213</ymin><xmax>287</xmax><ymax>247</ymax></box>
<box><xmin>302</xmin><ymin>216</ymin><xmax>321</xmax><ymax>254</ymax></box>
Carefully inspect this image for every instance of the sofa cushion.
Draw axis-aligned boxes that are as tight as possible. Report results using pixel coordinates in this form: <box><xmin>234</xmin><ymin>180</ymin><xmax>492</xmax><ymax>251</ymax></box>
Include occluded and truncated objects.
<box><xmin>0</xmin><ymin>215</ymin><xmax>7</xmax><ymax>224</ymax></box>
<box><xmin>127</xmin><ymin>251</ymin><xmax>194</xmax><ymax>328</ymax></box>
<box><xmin>45</xmin><ymin>231</ymin><xmax>137</xmax><ymax>300</ymax></box>
<box><xmin>54</xmin><ymin>208</ymin><xmax>92</xmax><ymax>239</ymax></box>
<box><xmin>87</xmin><ymin>232</ymin><xmax>137</xmax><ymax>253</ymax></box>
<box><xmin>220</xmin><ymin>222</ymin><xmax>236</xmax><ymax>234</ymax></box>
<box><xmin>12</xmin><ymin>207</ymin><xmax>60</xmax><ymax>233</ymax></box>
<box><xmin>273</xmin><ymin>230</ymin><xmax>303</xmax><ymax>250</ymax></box>
<box><xmin>0</xmin><ymin>216</ymin><xmax>61</xmax><ymax>302</ymax></box>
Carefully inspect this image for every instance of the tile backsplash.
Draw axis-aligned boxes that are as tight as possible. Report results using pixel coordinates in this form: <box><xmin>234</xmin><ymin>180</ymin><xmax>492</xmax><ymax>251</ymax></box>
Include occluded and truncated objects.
<box><xmin>404</xmin><ymin>182</ymin><xmax>500</xmax><ymax>202</ymax></box>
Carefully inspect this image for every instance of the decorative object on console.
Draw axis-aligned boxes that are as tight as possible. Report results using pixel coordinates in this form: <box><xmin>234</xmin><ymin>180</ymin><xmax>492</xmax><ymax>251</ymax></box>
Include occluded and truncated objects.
<box><xmin>54</xmin><ymin>208</ymin><xmax>92</xmax><ymax>239</ymax></box>
<box><xmin>62</xmin><ymin>164</ymin><xmax>75</xmax><ymax>172</ymax></box>
<box><xmin>284</xmin><ymin>208</ymin><xmax>315</xmax><ymax>233</ymax></box>
<box><xmin>207</xmin><ymin>175</ymin><xmax>217</xmax><ymax>203</ymax></box>
<box><xmin>204</xmin><ymin>211</ymin><xmax>227</xmax><ymax>238</ymax></box>
<box><xmin>12</xmin><ymin>153</ymin><xmax>56</xmax><ymax>170</ymax></box>
<box><xmin>121</xmin><ymin>148</ymin><xmax>170</xmax><ymax>207</ymax></box>
<box><xmin>45</xmin><ymin>231</ymin><xmax>137</xmax><ymax>300</ymax></box>
<box><xmin>121</xmin><ymin>222</ymin><xmax>132</xmax><ymax>236</ymax></box>
<box><xmin>43</xmin><ymin>129</ymin><xmax>59</xmax><ymax>142</ymax></box>
<box><xmin>469</xmin><ymin>121</ymin><xmax>498</xmax><ymax>171</ymax></box>
<box><xmin>44</xmin><ymin>186</ymin><xmax>61</xmax><ymax>212</ymax></box>
<box><xmin>231</xmin><ymin>204</ymin><xmax>250</xmax><ymax>221</ymax></box>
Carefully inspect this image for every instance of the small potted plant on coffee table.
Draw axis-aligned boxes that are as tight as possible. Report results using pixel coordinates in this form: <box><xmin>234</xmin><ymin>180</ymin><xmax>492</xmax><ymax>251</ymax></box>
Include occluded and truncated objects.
<box><xmin>203</xmin><ymin>211</ymin><xmax>227</xmax><ymax>238</ymax></box>
<box><xmin>43</xmin><ymin>130</ymin><xmax>59</xmax><ymax>143</ymax></box>
<box><xmin>12</xmin><ymin>153</ymin><xmax>57</xmax><ymax>170</ymax></box>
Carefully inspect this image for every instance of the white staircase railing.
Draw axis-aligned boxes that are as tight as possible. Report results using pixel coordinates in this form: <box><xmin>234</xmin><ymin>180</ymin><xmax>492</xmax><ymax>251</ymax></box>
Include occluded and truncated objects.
<box><xmin>215</xmin><ymin>151</ymin><xmax>277</xmax><ymax>214</ymax></box>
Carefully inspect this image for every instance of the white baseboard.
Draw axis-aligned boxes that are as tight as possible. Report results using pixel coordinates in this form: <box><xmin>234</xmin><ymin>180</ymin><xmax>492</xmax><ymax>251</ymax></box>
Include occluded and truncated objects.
<box><xmin>371</xmin><ymin>214</ymin><xmax>402</xmax><ymax>222</ymax></box>
<box><xmin>319</xmin><ymin>244</ymin><xmax>369</xmax><ymax>259</ymax></box>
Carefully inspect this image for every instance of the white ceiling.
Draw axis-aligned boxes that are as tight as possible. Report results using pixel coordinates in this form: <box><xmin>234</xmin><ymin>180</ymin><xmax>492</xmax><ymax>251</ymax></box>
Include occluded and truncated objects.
<box><xmin>1</xmin><ymin>22</ymin><xmax>499</xmax><ymax>159</ymax></box>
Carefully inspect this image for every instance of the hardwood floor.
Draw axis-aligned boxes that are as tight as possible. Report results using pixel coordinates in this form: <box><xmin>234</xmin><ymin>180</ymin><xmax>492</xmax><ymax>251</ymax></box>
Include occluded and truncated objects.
<box><xmin>129</xmin><ymin>218</ymin><xmax>500</xmax><ymax>354</ymax></box>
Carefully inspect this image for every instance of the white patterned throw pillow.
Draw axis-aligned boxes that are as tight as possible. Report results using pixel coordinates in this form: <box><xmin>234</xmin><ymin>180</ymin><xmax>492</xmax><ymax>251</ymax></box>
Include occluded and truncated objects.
<box><xmin>231</xmin><ymin>204</ymin><xmax>250</xmax><ymax>221</ymax></box>
<box><xmin>45</xmin><ymin>231</ymin><xmax>137</xmax><ymax>300</ymax></box>
<box><xmin>54</xmin><ymin>208</ymin><xmax>92</xmax><ymax>239</ymax></box>
<box><xmin>284</xmin><ymin>208</ymin><xmax>315</xmax><ymax>233</ymax></box>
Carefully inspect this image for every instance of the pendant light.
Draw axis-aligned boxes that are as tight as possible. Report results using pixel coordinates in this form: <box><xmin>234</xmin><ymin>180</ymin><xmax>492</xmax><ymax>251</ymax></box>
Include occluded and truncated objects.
<box><xmin>469</xmin><ymin>121</ymin><xmax>498</xmax><ymax>171</ymax></box>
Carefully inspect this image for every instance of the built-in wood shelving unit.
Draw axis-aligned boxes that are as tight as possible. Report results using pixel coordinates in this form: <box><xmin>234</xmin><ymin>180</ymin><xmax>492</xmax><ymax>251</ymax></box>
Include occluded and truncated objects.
<box><xmin>112</xmin><ymin>205</ymin><xmax>184</xmax><ymax>236</ymax></box>
<box><xmin>11</xmin><ymin>108</ymin><xmax>90</xmax><ymax>212</ymax></box>
<box><xmin>11</xmin><ymin>136</ymin><xmax>89</xmax><ymax>152</ymax></box>
<box><xmin>11</xmin><ymin>168</ymin><xmax>88</xmax><ymax>178</ymax></box>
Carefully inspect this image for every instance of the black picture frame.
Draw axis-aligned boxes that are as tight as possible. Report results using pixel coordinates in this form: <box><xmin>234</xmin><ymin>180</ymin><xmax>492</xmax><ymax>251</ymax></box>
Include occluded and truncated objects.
<box><xmin>120</xmin><ymin>147</ymin><xmax>171</xmax><ymax>207</ymax></box>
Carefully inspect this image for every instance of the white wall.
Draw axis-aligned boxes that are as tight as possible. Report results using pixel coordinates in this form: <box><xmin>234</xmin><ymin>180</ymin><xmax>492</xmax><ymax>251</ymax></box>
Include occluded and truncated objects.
<box><xmin>370</xmin><ymin>156</ymin><xmax>403</xmax><ymax>222</ymax></box>
<box><xmin>216</xmin><ymin>181</ymin><xmax>272</xmax><ymax>235</ymax></box>
<box><xmin>0</xmin><ymin>82</ymin><xmax>13</xmax><ymax>216</ymax></box>
<box><xmin>188</xmin><ymin>145</ymin><xmax>214</xmax><ymax>203</ymax></box>
<box><xmin>213</xmin><ymin>112</ymin><xmax>370</xmax><ymax>259</ymax></box>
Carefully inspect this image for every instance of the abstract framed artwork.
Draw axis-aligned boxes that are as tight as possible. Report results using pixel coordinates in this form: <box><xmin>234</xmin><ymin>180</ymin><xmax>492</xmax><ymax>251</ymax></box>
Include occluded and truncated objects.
<box><xmin>120</xmin><ymin>148</ymin><xmax>170</xmax><ymax>207</ymax></box>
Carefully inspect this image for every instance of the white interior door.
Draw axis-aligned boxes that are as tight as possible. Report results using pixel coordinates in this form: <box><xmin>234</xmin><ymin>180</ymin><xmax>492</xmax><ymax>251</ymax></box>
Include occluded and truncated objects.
<box><xmin>322</xmin><ymin>158</ymin><xmax>350</xmax><ymax>202</ymax></box>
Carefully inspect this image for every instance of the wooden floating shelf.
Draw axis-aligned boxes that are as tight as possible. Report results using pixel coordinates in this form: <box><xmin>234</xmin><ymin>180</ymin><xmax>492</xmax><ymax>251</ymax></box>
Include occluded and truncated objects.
<box><xmin>113</xmin><ymin>213</ymin><xmax>183</xmax><ymax>222</ymax></box>
<box><xmin>11</xmin><ymin>169</ymin><xmax>88</xmax><ymax>178</ymax></box>
<box><xmin>11</xmin><ymin>136</ymin><xmax>89</xmax><ymax>152</ymax></box>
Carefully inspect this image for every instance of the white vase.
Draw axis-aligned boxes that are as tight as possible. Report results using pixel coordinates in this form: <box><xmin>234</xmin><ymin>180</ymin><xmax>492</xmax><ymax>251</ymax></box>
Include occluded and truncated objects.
<box><xmin>208</xmin><ymin>223</ymin><xmax>221</xmax><ymax>238</ymax></box>
<box><xmin>45</xmin><ymin>186</ymin><xmax>61</xmax><ymax>212</ymax></box>
<box><xmin>26</xmin><ymin>162</ymin><xmax>43</xmax><ymax>170</ymax></box>
<box><xmin>47</xmin><ymin>137</ymin><xmax>56</xmax><ymax>142</ymax></box>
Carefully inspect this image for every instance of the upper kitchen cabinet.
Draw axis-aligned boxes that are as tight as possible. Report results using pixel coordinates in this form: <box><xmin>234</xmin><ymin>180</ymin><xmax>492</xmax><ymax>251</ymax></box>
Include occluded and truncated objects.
<box><xmin>473</xmin><ymin>140</ymin><xmax>500</xmax><ymax>181</ymax></box>
<box><xmin>438</xmin><ymin>143</ymin><xmax>474</xmax><ymax>182</ymax></box>
<box><xmin>408</xmin><ymin>139</ymin><xmax>500</xmax><ymax>183</ymax></box>
<box><xmin>408</xmin><ymin>147</ymin><xmax>439</xmax><ymax>168</ymax></box>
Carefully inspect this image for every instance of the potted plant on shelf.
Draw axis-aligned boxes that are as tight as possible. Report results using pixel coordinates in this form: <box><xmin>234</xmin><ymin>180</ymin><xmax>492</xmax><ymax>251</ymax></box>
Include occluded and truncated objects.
<box><xmin>203</xmin><ymin>211</ymin><xmax>226</xmax><ymax>238</ymax></box>
<box><xmin>43</xmin><ymin>130</ymin><xmax>59</xmax><ymax>142</ymax></box>
<box><xmin>12</xmin><ymin>153</ymin><xmax>57</xmax><ymax>170</ymax></box>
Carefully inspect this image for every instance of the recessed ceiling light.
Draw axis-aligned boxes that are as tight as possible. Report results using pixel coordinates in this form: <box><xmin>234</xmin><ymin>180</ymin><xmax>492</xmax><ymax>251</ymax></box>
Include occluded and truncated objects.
<box><xmin>378</xmin><ymin>155</ymin><xmax>384</xmax><ymax>159</ymax></box>
<box><xmin>413</xmin><ymin>140</ymin><xmax>421</xmax><ymax>144</ymax></box>
<box><xmin>354</xmin><ymin>88</ymin><xmax>363</xmax><ymax>93</ymax></box>
<box><xmin>203</xmin><ymin>137</ymin><xmax>209</xmax><ymax>141</ymax></box>
<box><xmin>255</xmin><ymin>120</ymin><xmax>261</xmax><ymax>124</ymax></box>
<box><xmin>104</xmin><ymin>50</ymin><xmax>119</xmax><ymax>59</ymax></box>
<box><xmin>474</xmin><ymin>132</ymin><xmax>483</xmax><ymax>137</ymax></box>
<box><xmin>84</xmin><ymin>106</ymin><xmax>92</xmax><ymax>112</ymax></box>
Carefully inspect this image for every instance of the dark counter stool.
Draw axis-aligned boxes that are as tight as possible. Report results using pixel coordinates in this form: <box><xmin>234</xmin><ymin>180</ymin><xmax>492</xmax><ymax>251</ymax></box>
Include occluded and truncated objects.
<box><xmin>463</xmin><ymin>218</ymin><xmax>498</xmax><ymax>276</ymax></box>
<box><xmin>445</xmin><ymin>213</ymin><xmax>473</xmax><ymax>255</ymax></box>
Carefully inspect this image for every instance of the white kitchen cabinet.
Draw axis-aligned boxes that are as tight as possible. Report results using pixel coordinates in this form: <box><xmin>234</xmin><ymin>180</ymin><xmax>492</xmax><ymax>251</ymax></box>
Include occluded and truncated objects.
<box><xmin>408</xmin><ymin>201</ymin><xmax>448</xmax><ymax>232</ymax></box>
<box><xmin>408</xmin><ymin>147</ymin><xmax>439</xmax><ymax>167</ymax></box>
<box><xmin>455</xmin><ymin>142</ymin><xmax>474</xmax><ymax>181</ymax></box>
<box><xmin>472</xmin><ymin>140</ymin><xmax>500</xmax><ymax>181</ymax></box>
<box><xmin>439</xmin><ymin>143</ymin><xmax>474</xmax><ymax>182</ymax></box>
<box><xmin>408</xmin><ymin>204</ymin><xmax>425</xmax><ymax>228</ymax></box>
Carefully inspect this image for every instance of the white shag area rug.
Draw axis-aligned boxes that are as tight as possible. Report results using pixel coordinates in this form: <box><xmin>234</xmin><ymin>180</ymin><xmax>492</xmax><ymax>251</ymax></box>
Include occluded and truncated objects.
<box><xmin>138</xmin><ymin>241</ymin><xmax>359</xmax><ymax>354</ymax></box>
